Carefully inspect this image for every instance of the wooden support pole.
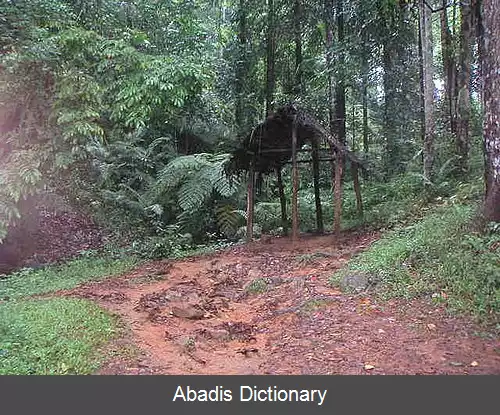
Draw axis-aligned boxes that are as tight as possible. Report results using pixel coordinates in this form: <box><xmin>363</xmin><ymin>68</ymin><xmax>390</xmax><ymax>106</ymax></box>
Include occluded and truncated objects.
<box><xmin>246</xmin><ymin>160</ymin><xmax>256</xmax><ymax>242</ymax></box>
<box><xmin>311</xmin><ymin>137</ymin><xmax>324</xmax><ymax>233</ymax></box>
<box><xmin>276</xmin><ymin>166</ymin><xmax>288</xmax><ymax>235</ymax></box>
<box><xmin>352</xmin><ymin>162</ymin><xmax>363</xmax><ymax>218</ymax></box>
<box><xmin>333</xmin><ymin>151</ymin><xmax>343</xmax><ymax>236</ymax></box>
<box><xmin>291</xmin><ymin>116</ymin><xmax>299</xmax><ymax>241</ymax></box>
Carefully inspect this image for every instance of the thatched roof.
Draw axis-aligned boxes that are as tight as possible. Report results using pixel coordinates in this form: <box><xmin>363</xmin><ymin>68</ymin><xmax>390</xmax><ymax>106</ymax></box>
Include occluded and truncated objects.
<box><xmin>230</xmin><ymin>104</ymin><xmax>365</xmax><ymax>174</ymax></box>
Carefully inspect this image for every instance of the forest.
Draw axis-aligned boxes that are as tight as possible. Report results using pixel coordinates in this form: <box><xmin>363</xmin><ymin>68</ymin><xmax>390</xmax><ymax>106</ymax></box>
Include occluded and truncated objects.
<box><xmin>0</xmin><ymin>0</ymin><xmax>499</xmax><ymax>375</ymax></box>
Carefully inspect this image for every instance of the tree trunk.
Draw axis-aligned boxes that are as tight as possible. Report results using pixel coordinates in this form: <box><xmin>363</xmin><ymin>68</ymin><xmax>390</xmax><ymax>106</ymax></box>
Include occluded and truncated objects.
<box><xmin>293</xmin><ymin>0</ymin><xmax>303</xmax><ymax>98</ymax></box>
<box><xmin>246</xmin><ymin>160</ymin><xmax>255</xmax><ymax>242</ymax></box>
<box><xmin>382</xmin><ymin>42</ymin><xmax>399</xmax><ymax>176</ymax></box>
<box><xmin>311</xmin><ymin>137</ymin><xmax>324</xmax><ymax>232</ymax></box>
<box><xmin>335</xmin><ymin>0</ymin><xmax>346</xmax><ymax>146</ymax></box>
<box><xmin>265</xmin><ymin>0</ymin><xmax>276</xmax><ymax>116</ymax></box>
<box><xmin>360</xmin><ymin>17</ymin><xmax>370</xmax><ymax>154</ymax></box>
<box><xmin>419</xmin><ymin>0</ymin><xmax>435</xmax><ymax>182</ymax></box>
<box><xmin>324</xmin><ymin>0</ymin><xmax>335</xmax><ymax>136</ymax></box>
<box><xmin>291</xmin><ymin>117</ymin><xmax>300</xmax><ymax>240</ymax></box>
<box><xmin>482</xmin><ymin>0</ymin><xmax>500</xmax><ymax>222</ymax></box>
<box><xmin>440</xmin><ymin>0</ymin><xmax>457</xmax><ymax>135</ymax></box>
<box><xmin>333</xmin><ymin>0</ymin><xmax>346</xmax><ymax>235</ymax></box>
<box><xmin>276</xmin><ymin>167</ymin><xmax>288</xmax><ymax>234</ymax></box>
<box><xmin>324</xmin><ymin>0</ymin><xmax>336</xmax><ymax>186</ymax></box>
<box><xmin>333</xmin><ymin>152</ymin><xmax>343</xmax><ymax>235</ymax></box>
<box><xmin>382</xmin><ymin>0</ymin><xmax>414</xmax><ymax>177</ymax></box>
<box><xmin>235</xmin><ymin>0</ymin><xmax>248</xmax><ymax>133</ymax></box>
<box><xmin>362</xmin><ymin>63</ymin><xmax>369</xmax><ymax>153</ymax></box>
<box><xmin>455</xmin><ymin>0</ymin><xmax>473</xmax><ymax>174</ymax></box>
<box><xmin>352</xmin><ymin>162</ymin><xmax>363</xmax><ymax>218</ymax></box>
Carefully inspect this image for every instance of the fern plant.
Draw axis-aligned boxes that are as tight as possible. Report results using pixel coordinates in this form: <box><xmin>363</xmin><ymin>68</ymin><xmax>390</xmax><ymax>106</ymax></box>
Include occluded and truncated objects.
<box><xmin>151</xmin><ymin>153</ymin><xmax>240</xmax><ymax>212</ymax></box>
<box><xmin>146</xmin><ymin>153</ymin><xmax>242</xmax><ymax>238</ymax></box>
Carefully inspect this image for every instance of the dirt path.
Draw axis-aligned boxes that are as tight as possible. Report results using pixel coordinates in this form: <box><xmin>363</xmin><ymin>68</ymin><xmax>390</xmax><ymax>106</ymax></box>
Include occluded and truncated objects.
<box><xmin>64</xmin><ymin>230</ymin><xmax>500</xmax><ymax>375</ymax></box>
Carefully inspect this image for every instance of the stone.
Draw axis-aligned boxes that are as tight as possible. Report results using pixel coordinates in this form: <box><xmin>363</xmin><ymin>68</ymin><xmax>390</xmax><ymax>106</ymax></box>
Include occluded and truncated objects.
<box><xmin>340</xmin><ymin>272</ymin><xmax>374</xmax><ymax>293</ymax></box>
<box><xmin>171</xmin><ymin>305</ymin><xmax>204</xmax><ymax>320</ymax></box>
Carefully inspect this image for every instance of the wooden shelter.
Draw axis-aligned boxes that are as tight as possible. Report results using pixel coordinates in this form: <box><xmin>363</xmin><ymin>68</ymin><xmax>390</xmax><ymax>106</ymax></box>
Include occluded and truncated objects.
<box><xmin>230</xmin><ymin>104</ymin><xmax>365</xmax><ymax>241</ymax></box>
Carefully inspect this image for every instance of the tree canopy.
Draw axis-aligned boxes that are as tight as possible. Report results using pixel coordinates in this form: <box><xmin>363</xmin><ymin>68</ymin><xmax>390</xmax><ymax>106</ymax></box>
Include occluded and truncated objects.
<box><xmin>0</xmin><ymin>0</ymin><xmax>497</xmax><ymax>248</ymax></box>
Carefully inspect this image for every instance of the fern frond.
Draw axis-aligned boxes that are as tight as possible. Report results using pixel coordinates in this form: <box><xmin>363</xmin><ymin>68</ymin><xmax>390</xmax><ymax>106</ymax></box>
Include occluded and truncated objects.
<box><xmin>254</xmin><ymin>202</ymin><xmax>282</xmax><ymax>231</ymax></box>
<box><xmin>208</xmin><ymin>162</ymin><xmax>240</xmax><ymax>197</ymax></box>
<box><xmin>177</xmin><ymin>176</ymin><xmax>213</xmax><ymax>212</ymax></box>
<box><xmin>216</xmin><ymin>204</ymin><xmax>242</xmax><ymax>237</ymax></box>
<box><xmin>155</xmin><ymin>154</ymin><xmax>203</xmax><ymax>192</ymax></box>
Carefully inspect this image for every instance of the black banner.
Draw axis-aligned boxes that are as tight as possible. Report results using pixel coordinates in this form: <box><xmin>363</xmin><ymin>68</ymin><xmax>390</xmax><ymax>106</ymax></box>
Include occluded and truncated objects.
<box><xmin>0</xmin><ymin>376</ymin><xmax>496</xmax><ymax>414</ymax></box>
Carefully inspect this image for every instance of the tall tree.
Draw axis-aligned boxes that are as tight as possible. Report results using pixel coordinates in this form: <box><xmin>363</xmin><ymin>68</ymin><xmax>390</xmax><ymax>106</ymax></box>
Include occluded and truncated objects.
<box><xmin>440</xmin><ymin>0</ymin><xmax>458</xmax><ymax>136</ymax></box>
<box><xmin>335</xmin><ymin>0</ymin><xmax>347</xmax><ymax>147</ymax></box>
<box><xmin>235</xmin><ymin>0</ymin><xmax>249</xmax><ymax>131</ymax></box>
<box><xmin>361</xmin><ymin>51</ymin><xmax>370</xmax><ymax>154</ymax></box>
<box><xmin>482</xmin><ymin>0</ymin><xmax>500</xmax><ymax>222</ymax></box>
<box><xmin>380</xmin><ymin>0</ymin><xmax>417</xmax><ymax>176</ymax></box>
<box><xmin>293</xmin><ymin>0</ymin><xmax>303</xmax><ymax>98</ymax></box>
<box><xmin>333</xmin><ymin>0</ymin><xmax>346</xmax><ymax>235</ymax></box>
<box><xmin>455</xmin><ymin>0</ymin><xmax>474</xmax><ymax>174</ymax></box>
<box><xmin>265</xmin><ymin>0</ymin><xmax>276</xmax><ymax>116</ymax></box>
<box><xmin>324</xmin><ymin>0</ymin><xmax>336</xmax><ymax>136</ymax></box>
<box><xmin>419</xmin><ymin>0</ymin><xmax>435</xmax><ymax>181</ymax></box>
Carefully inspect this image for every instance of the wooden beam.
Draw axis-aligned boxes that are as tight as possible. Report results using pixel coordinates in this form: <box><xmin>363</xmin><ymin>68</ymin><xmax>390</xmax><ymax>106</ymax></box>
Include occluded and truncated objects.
<box><xmin>311</xmin><ymin>137</ymin><xmax>324</xmax><ymax>233</ymax></box>
<box><xmin>245</xmin><ymin>148</ymin><xmax>311</xmax><ymax>155</ymax></box>
<box><xmin>282</xmin><ymin>157</ymin><xmax>336</xmax><ymax>164</ymax></box>
<box><xmin>276</xmin><ymin>167</ymin><xmax>288</xmax><ymax>235</ymax></box>
<box><xmin>246</xmin><ymin>160</ymin><xmax>255</xmax><ymax>242</ymax></box>
<box><xmin>291</xmin><ymin>116</ymin><xmax>299</xmax><ymax>241</ymax></box>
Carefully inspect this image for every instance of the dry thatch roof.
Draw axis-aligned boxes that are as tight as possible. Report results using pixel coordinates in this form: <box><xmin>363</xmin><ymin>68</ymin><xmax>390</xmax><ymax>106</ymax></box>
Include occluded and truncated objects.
<box><xmin>230</xmin><ymin>104</ymin><xmax>365</xmax><ymax>174</ymax></box>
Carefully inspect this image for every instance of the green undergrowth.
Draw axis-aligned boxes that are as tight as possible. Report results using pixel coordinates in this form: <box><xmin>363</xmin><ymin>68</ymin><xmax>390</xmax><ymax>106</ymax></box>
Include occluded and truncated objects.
<box><xmin>341</xmin><ymin>174</ymin><xmax>484</xmax><ymax>231</ymax></box>
<box><xmin>0</xmin><ymin>256</ymin><xmax>138</xmax><ymax>301</ymax></box>
<box><xmin>245</xmin><ymin>278</ymin><xmax>269</xmax><ymax>295</ymax></box>
<box><xmin>331</xmin><ymin>202</ymin><xmax>500</xmax><ymax>324</ymax></box>
<box><xmin>0</xmin><ymin>298</ymin><xmax>120</xmax><ymax>375</ymax></box>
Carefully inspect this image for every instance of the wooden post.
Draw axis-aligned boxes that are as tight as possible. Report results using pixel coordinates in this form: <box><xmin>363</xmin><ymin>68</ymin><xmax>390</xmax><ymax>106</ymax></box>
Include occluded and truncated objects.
<box><xmin>333</xmin><ymin>151</ymin><xmax>343</xmax><ymax>236</ymax></box>
<box><xmin>311</xmin><ymin>137</ymin><xmax>324</xmax><ymax>233</ymax></box>
<box><xmin>246</xmin><ymin>160</ymin><xmax>256</xmax><ymax>242</ymax></box>
<box><xmin>291</xmin><ymin>116</ymin><xmax>299</xmax><ymax>241</ymax></box>
<box><xmin>276</xmin><ymin>166</ymin><xmax>288</xmax><ymax>235</ymax></box>
<box><xmin>352</xmin><ymin>162</ymin><xmax>363</xmax><ymax>218</ymax></box>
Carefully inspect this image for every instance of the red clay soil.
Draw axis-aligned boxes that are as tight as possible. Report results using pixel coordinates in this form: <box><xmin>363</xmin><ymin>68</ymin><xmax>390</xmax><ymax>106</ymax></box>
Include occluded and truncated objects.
<box><xmin>63</xmin><ymin>230</ymin><xmax>500</xmax><ymax>375</ymax></box>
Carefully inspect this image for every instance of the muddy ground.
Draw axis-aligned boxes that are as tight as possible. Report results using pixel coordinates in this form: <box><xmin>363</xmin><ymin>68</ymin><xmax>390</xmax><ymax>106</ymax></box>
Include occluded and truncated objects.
<box><xmin>61</xmin><ymin>230</ymin><xmax>500</xmax><ymax>375</ymax></box>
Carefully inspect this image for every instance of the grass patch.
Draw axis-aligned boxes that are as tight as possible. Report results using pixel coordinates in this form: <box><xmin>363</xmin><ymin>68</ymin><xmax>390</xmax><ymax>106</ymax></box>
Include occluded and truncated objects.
<box><xmin>0</xmin><ymin>298</ymin><xmax>120</xmax><ymax>374</ymax></box>
<box><xmin>295</xmin><ymin>252</ymin><xmax>332</xmax><ymax>265</ymax></box>
<box><xmin>331</xmin><ymin>203</ymin><xmax>500</xmax><ymax>322</ymax></box>
<box><xmin>299</xmin><ymin>299</ymin><xmax>331</xmax><ymax>314</ymax></box>
<box><xmin>245</xmin><ymin>278</ymin><xmax>269</xmax><ymax>295</ymax></box>
<box><xmin>0</xmin><ymin>256</ymin><xmax>138</xmax><ymax>300</ymax></box>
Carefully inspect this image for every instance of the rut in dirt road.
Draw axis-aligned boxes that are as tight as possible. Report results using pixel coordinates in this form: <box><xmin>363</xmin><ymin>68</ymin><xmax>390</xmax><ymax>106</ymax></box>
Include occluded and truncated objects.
<box><xmin>65</xmin><ymin>230</ymin><xmax>500</xmax><ymax>375</ymax></box>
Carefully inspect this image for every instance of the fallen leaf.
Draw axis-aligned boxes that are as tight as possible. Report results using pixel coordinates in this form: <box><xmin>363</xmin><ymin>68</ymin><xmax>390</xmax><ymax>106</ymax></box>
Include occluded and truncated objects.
<box><xmin>470</xmin><ymin>361</ymin><xmax>479</xmax><ymax>367</ymax></box>
<box><xmin>364</xmin><ymin>364</ymin><xmax>375</xmax><ymax>370</ymax></box>
<box><xmin>427</xmin><ymin>323</ymin><xmax>436</xmax><ymax>330</ymax></box>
